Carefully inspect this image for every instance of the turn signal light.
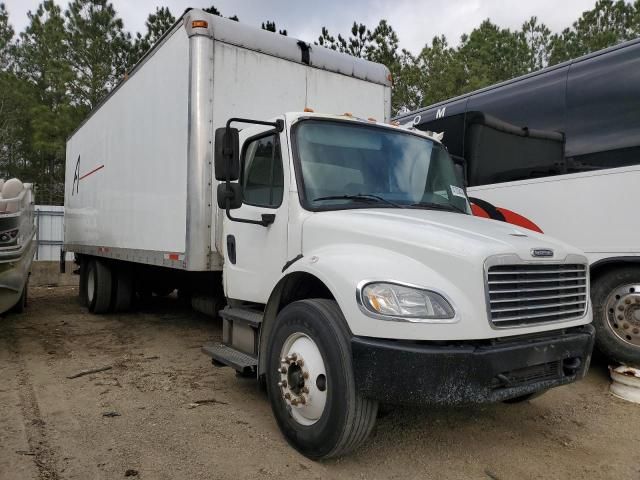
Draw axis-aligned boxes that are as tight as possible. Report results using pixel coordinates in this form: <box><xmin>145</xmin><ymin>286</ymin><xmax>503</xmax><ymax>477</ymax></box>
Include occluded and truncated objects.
<box><xmin>192</xmin><ymin>20</ymin><xmax>208</xmax><ymax>29</ymax></box>
<box><xmin>343</xmin><ymin>112</ymin><xmax>353</xmax><ymax>117</ymax></box>
<box><xmin>304</xmin><ymin>107</ymin><xmax>315</xmax><ymax>112</ymax></box>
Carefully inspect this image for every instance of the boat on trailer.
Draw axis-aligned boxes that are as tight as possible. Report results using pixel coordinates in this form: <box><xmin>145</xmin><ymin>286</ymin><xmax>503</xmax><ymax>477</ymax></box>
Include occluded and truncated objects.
<box><xmin>0</xmin><ymin>178</ymin><xmax>36</xmax><ymax>314</ymax></box>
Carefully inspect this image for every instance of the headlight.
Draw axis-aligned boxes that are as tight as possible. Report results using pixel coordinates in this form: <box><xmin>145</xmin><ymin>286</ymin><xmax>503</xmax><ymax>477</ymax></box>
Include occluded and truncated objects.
<box><xmin>359</xmin><ymin>282</ymin><xmax>454</xmax><ymax>320</ymax></box>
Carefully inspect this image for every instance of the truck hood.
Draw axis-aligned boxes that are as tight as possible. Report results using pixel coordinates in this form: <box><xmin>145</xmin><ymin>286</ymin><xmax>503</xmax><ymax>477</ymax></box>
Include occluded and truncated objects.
<box><xmin>302</xmin><ymin>208</ymin><xmax>579</xmax><ymax>263</ymax></box>
<box><xmin>299</xmin><ymin>208</ymin><xmax>590</xmax><ymax>341</ymax></box>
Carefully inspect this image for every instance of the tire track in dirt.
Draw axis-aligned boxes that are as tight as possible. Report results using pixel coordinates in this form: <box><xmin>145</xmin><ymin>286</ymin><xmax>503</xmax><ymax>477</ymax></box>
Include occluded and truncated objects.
<box><xmin>6</xmin><ymin>323</ymin><xmax>61</xmax><ymax>480</ymax></box>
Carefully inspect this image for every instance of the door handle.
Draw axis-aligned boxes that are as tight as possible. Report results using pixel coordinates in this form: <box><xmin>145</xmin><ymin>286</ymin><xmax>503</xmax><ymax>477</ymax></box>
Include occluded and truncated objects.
<box><xmin>226</xmin><ymin>235</ymin><xmax>237</xmax><ymax>264</ymax></box>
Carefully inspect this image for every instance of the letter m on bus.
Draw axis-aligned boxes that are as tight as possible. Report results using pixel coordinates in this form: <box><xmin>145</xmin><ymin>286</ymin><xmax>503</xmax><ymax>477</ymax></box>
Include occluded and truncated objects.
<box><xmin>435</xmin><ymin>106</ymin><xmax>446</xmax><ymax>119</ymax></box>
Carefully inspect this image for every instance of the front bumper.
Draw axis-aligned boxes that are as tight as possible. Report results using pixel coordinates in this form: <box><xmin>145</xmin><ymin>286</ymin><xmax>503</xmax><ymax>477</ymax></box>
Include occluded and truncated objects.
<box><xmin>351</xmin><ymin>324</ymin><xmax>595</xmax><ymax>405</ymax></box>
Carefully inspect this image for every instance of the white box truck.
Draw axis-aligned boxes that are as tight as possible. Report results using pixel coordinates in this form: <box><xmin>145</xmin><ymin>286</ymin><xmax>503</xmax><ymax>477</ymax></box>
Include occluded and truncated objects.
<box><xmin>64</xmin><ymin>9</ymin><xmax>595</xmax><ymax>459</ymax></box>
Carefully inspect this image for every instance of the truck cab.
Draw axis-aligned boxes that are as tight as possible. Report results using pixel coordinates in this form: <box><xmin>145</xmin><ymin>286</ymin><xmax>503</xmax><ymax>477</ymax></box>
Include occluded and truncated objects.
<box><xmin>208</xmin><ymin>111</ymin><xmax>595</xmax><ymax>459</ymax></box>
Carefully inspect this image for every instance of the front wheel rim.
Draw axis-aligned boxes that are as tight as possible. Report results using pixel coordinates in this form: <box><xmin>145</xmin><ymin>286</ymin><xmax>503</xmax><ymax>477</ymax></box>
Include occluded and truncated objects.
<box><xmin>277</xmin><ymin>332</ymin><xmax>327</xmax><ymax>426</ymax></box>
<box><xmin>605</xmin><ymin>284</ymin><xmax>640</xmax><ymax>347</ymax></box>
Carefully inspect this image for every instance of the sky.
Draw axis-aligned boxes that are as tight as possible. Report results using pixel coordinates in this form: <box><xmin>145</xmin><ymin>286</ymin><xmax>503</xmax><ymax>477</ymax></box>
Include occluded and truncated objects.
<box><xmin>4</xmin><ymin>0</ymin><xmax>601</xmax><ymax>54</ymax></box>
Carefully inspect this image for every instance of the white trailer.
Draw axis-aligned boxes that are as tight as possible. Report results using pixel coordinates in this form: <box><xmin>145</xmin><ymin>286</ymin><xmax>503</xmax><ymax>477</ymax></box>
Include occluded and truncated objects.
<box><xmin>65</xmin><ymin>10</ymin><xmax>594</xmax><ymax>459</ymax></box>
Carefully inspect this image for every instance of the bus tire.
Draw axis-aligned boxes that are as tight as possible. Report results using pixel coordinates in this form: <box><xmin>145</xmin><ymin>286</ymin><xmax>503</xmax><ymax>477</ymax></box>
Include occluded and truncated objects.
<box><xmin>592</xmin><ymin>267</ymin><xmax>640</xmax><ymax>367</ymax></box>
<box><xmin>265</xmin><ymin>299</ymin><xmax>378</xmax><ymax>460</ymax></box>
<box><xmin>86</xmin><ymin>259</ymin><xmax>113</xmax><ymax>314</ymax></box>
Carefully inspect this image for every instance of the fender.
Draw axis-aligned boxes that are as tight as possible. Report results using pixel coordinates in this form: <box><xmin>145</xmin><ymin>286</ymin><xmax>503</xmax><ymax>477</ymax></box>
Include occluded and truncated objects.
<box><xmin>257</xmin><ymin>243</ymin><xmax>479</xmax><ymax>375</ymax></box>
<box><xmin>590</xmin><ymin>255</ymin><xmax>640</xmax><ymax>275</ymax></box>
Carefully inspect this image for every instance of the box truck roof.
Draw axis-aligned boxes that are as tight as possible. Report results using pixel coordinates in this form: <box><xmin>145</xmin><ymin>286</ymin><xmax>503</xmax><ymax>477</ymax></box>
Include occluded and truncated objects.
<box><xmin>181</xmin><ymin>9</ymin><xmax>392</xmax><ymax>87</ymax></box>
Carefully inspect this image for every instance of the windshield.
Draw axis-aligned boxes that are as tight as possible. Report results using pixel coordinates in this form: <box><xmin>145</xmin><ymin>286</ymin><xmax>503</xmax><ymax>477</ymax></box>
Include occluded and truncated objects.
<box><xmin>294</xmin><ymin>120</ymin><xmax>470</xmax><ymax>213</ymax></box>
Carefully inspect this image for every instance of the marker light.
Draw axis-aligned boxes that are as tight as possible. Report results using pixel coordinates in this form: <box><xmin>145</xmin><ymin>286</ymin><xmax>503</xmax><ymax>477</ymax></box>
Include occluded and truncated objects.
<box><xmin>192</xmin><ymin>20</ymin><xmax>208</xmax><ymax>28</ymax></box>
<box><xmin>359</xmin><ymin>282</ymin><xmax>454</xmax><ymax>320</ymax></box>
<box><xmin>304</xmin><ymin>107</ymin><xmax>315</xmax><ymax>112</ymax></box>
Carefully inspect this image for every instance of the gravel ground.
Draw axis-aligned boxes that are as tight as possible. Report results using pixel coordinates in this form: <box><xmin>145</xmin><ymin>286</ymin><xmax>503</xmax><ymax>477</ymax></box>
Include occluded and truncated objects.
<box><xmin>0</xmin><ymin>286</ymin><xmax>638</xmax><ymax>480</ymax></box>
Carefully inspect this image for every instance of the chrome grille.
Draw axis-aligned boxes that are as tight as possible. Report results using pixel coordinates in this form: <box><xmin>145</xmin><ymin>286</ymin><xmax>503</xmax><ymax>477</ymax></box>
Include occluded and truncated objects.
<box><xmin>487</xmin><ymin>264</ymin><xmax>588</xmax><ymax>327</ymax></box>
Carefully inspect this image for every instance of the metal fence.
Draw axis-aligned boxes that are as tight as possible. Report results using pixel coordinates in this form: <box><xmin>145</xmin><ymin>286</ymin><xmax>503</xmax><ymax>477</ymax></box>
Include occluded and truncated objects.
<box><xmin>35</xmin><ymin>205</ymin><xmax>72</xmax><ymax>261</ymax></box>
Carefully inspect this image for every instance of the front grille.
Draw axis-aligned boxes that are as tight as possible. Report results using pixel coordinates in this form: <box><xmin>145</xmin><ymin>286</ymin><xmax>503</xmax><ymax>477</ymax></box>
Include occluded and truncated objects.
<box><xmin>487</xmin><ymin>263</ymin><xmax>588</xmax><ymax>327</ymax></box>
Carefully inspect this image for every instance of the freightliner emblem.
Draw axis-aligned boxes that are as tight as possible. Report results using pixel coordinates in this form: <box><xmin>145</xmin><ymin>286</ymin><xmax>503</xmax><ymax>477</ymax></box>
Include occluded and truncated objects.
<box><xmin>531</xmin><ymin>248</ymin><xmax>554</xmax><ymax>258</ymax></box>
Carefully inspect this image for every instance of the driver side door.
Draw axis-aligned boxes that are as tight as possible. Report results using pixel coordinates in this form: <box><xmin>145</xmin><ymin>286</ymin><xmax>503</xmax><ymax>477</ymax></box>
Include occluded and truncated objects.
<box><xmin>222</xmin><ymin>127</ymin><xmax>289</xmax><ymax>303</ymax></box>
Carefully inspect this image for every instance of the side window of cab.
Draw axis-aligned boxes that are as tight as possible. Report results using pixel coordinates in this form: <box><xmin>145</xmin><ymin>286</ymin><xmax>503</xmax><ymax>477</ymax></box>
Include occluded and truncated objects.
<box><xmin>241</xmin><ymin>134</ymin><xmax>284</xmax><ymax>208</ymax></box>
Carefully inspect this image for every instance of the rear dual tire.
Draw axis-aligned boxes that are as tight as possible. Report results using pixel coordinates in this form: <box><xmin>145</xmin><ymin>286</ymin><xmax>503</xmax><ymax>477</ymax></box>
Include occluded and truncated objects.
<box><xmin>266</xmin><ymin>299</ymin><xmax>378</xmax><ymax>460</ymax></box>
<box><xmin>81</xmin><ymin>258</ymin><xmax>134</xmax><ymax>314</ymax></box>
<box><xmin>85</xmin><ymin>258</ymin><xmax>112</xmax><ymax>314</ymax></box>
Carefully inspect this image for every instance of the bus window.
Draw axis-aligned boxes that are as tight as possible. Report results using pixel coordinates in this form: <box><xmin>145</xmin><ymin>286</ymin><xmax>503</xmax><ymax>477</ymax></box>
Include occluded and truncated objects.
<box><xmin>464</xmin><ymin>112</ymin><xmax>564</xmax><ymax>186</ymax></box>
<box><xmin>566</xmin><ymin>43</ymin><xmax>640</xmax><ymax>170</ymax></box>
<box><xmin>466</xmin><ymin>67</ymin><xmax>567</xmax><ymax>134</ymax></box>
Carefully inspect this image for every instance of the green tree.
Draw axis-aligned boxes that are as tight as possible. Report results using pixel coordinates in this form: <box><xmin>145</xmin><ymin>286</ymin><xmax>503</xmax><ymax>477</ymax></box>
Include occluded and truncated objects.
<box><xmin>457</xmin><ymin>19</ymin><xmax>529</xmax><ymax>91</ymax></box>
<box><xmin>521</xmin><ymin>16</ymin><xmax>552</xmax><ymax>71</ymax></box>
<box><xmin>132</xmin><ymin>6</ymin><xmax>175</xmax><ymax>62</ymax></box>
<box><xmin>0</xmin><ymin>2</ymin><xmax>13</xmax><ymax>69</ymax></box>
<box><xmin>261</xmin><ymin>21</ymin><xmax>287</xmax><ymax>36</ymax></box>
<box><xmin>15</xmin><ymin>1</ymin><xmax>80</xmax><ymax>203</ymax></box>
<box><xmin>203</xmin><ymin>6</ymin><xmax>239</xmax><ymax>21</ymax></box>
<box><xmin>17</xmin><ymin>1</ymin><xmax>70</xmax><ymax>105</ymax></box>
<box><xmin>415</xmin><ymin>35</ymin><xmax>466</xmax><ymax>106</ymax></box>
<box><xmin>65</xmin><ymin>0</ymin><xmax>132</xmax><ymax>109</ymax></box>
<box><xmin>317</xmin><ymin>23</ymin><xmax>368</xmax><ymax>56</ymax></box>
<box><xmin>549</xmin><ymin>0</ymin><xmax>635</xmax><ymax>64</ymax></box>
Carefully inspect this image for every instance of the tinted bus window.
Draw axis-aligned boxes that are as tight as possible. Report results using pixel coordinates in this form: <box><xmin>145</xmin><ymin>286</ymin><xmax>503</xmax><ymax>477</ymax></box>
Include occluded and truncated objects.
<box><xmin>466</xmin><ymin>66</ymin><xmax>567</xmax><ymax>134</ymax></box>
<box><xmin>566</xmin><ymin>43</ymin><xmax>640</xmax><ymax>170</ymax></box>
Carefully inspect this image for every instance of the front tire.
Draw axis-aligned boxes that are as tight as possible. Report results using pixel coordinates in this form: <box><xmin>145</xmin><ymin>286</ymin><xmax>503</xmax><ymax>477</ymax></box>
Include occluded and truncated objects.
<box><xmin>265</xmin><ymin>299</ymin><xmax>377</xmax><ymax>460</ymax></box>
<box><xmin>592</xmin><ymin>267</ymin><xmax>640</xmax><ymax>367</ymax></box>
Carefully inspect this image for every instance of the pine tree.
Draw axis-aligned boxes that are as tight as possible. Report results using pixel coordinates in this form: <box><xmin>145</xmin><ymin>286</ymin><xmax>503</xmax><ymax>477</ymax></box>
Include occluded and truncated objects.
<box><xmin>261</xmin><ymin>21</ymin><xmax>287</xmax><ymax>36</ymax></box>
<box><xmin>65</xmin><ymin>0</ymin><xmax>131</xmax><ymax>109</ymax></box>
<box><xmin>0</xmin><ymin>2</ymin><xmax>13</xmax><ymax>70</ymax></box>
<box><xmin>131</xmin><ymin>6</ymin><xmax>175</xmax><ymax>63</ymax></box>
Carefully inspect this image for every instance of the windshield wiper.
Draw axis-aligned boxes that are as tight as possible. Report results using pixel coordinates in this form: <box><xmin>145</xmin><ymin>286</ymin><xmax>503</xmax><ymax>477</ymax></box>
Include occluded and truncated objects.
<box><xmin>313</xmin><ymin>194</ymin><xmax>403</xmax><ymax>208</ymax></box>
<box><xmin>410</xmin><ymin>201</ymin><xmax>467</xmax><ymax>214</ymax></box>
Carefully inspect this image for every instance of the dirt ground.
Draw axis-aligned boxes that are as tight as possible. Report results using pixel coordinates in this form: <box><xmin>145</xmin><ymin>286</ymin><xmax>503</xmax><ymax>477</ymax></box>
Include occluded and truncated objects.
<box><xmin>0</xmin><ymin>286</ymin><xmax>638</xmax><ymax>480</ymax></box>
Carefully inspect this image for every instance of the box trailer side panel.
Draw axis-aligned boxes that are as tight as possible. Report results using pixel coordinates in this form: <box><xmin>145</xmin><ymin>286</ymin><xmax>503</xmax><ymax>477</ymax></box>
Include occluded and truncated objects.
<box><xmin>64</xmin><ymin>27</ymin><xmax>190</xmax><ymax>260</ymax></box>
<box><xmin>211</xmin><ymin>41</ymin><xmax>391</xmax><ymax>126</ymax></box>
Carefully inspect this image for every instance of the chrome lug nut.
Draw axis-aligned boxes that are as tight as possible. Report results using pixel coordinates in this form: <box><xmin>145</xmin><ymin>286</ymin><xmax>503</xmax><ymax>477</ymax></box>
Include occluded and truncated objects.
<box><xmin>301</xmin><ymin>386</ymin><xmax>309</xmax><ymax>394</ymax></box>
<box><xmin>302</xmin><ymin>372</ymin><xmax>309</xmax><ymax>380</ymax></box>
<box><xmin>291</xmin><ymin>398</ymin><xmax>299</xmax><ymax>406</ymax></box>
<box><xmin>279</xmin><ymin>366</ymin><xmax>287</xmax><ymax>374</ymax></box>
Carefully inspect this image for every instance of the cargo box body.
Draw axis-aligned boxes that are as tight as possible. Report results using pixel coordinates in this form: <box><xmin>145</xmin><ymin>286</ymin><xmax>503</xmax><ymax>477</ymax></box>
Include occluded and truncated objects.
<box><xmin>64</xmin><ymin>9</ymin><xmax>392</xmax><ymax>271</ymax></box>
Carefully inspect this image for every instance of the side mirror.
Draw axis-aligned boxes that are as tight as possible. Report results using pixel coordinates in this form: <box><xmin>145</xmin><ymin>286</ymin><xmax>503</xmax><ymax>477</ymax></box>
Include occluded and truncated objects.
<box><xmin>217</xmin><ymin>182</ymin><xmax>242</xmax><ymax>210</ymax></box>
<box><xmin>214</xmin><ymin>127</ymin><xmax>240</xmax><ymax>181</ymax></box>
